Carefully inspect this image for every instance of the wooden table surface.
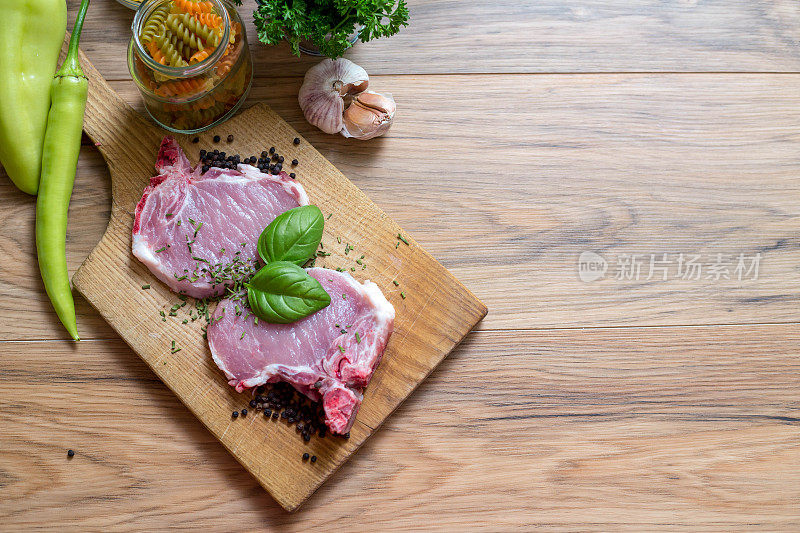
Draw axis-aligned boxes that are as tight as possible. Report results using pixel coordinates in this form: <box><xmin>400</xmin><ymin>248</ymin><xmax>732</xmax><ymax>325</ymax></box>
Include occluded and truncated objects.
<box><xmin>2</xmin><ymin>0</ymin><xmax>799</xmax><ymax>530</ymax></box>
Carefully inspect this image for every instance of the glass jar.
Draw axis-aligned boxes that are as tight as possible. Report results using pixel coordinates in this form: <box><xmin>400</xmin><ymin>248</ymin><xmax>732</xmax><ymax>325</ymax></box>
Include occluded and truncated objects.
<box><xmin>297</xmin><ymin>29</ymin><xmax>360</xmax><ymax>56</ymax></box>
<box><xmin>115</xmin><ymin>0</ymin><xmax>142</xmax><ymax>9</ymax></box>
<box><xmin>128</xmin><ymin>0</ymin><xmax>253</xmax><ymax>133</ymax></box>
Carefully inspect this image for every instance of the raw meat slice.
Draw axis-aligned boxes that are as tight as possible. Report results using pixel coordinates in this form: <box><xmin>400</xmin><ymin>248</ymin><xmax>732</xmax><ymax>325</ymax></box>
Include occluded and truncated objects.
<box><xmin>208</xmin><ymin>268</ymin><xmax>395</xmax><ymax>434</ymax></box>
<box><xmin>133</xmin><ymin>137</ymin><xmax>308</xmax><ymax>298</ymax></box>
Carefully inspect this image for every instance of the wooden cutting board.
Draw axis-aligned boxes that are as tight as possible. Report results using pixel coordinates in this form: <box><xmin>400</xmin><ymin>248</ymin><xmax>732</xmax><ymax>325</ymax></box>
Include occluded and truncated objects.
<box><xmin>71</xmin><ymin>44</ymin><xmax>486</xmax><ymax>511</ymax></box>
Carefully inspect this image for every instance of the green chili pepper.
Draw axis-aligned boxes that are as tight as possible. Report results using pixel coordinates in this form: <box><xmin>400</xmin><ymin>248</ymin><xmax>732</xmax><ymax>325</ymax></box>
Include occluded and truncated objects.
<box><xmin>0</xmin><ymin>0</ymin><xmax>67</xmax><ymax>195</ymax></box>
<box><xmin>35</xmin><ymin>0</ymin><xmax>90</xmax><ymax>341</ymax></box>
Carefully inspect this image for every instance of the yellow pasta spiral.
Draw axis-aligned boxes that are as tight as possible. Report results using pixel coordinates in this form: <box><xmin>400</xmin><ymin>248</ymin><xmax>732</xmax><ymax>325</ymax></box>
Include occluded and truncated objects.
<box><xmin>166</xmin><ymin>13</ymin><xmax>204</xmax><ymax>50</ymax></box>
<box><xmin>156</xmin><ymin>29</ymin><xmax>194</xmax><ymax>62</ymax></box>
<box><xmin>146</xmin><ymin>40</ymin><xmax>167</xmax><ymax>66</ymax></box>
<box><xmin>155</xmin><ymin>29</ymin><xmax>188</xmax><ymax>67</ymax></box>
<box><xmin>140</xmin><ymin>3</ymin><xmax>170</xmax><ymax>44</ymax></box>
<box><xmin>167</xmin><ymin>12</ymin><xmax>220</xmax><ymax>50</ymax></box>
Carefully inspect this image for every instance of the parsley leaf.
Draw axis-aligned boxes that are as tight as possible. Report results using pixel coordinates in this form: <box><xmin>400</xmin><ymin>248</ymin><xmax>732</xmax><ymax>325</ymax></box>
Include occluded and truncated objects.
<box><xmin>253</xmin><ymin>0</ymin><xmax>409</xmax><ymax>58</ymax></box>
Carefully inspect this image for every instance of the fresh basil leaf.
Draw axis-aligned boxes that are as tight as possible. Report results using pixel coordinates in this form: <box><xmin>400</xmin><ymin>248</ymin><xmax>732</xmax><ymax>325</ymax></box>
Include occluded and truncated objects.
<box><xmin>246</xmin><ymin>261</ymin><xmax>331</xmax><ymax>324</ymax></box>
<box><xmin>258</xmin><ymin>205</ymin><xmax>324</xmax><ymax>266</ymax></box>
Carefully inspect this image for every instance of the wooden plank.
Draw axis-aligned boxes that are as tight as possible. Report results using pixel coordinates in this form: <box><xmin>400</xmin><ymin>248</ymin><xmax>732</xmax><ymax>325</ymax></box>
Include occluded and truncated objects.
<box><xmin>68</xmin><ymin>47</ymin><xmax>485</xmax><ymax>510</ymax></box>
<box><xmin>68</xmin><ymin>0</ymin><xmax>800</xmax><ymax>78</ymax></box>
<box><xmin>0</xmin><ymin>147</ymin><xmax>115</xmax><ymax>340</ymax></box>
<box><xmin>1</xmin><ymin>325</ymin><xmax>798</xmax><ymax>529</ymax></box>
<box><xmin>2</xmin><ymin>73</ymin><xmax>799</xmax><ymax>340</ymax></box>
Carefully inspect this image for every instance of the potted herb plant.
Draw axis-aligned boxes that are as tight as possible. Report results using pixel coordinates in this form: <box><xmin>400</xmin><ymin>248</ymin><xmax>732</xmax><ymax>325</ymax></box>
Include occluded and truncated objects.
<box><xmin>253</xmin><ymin>0</ymin><xmax>409</xmax><ymax>58</ymax></box>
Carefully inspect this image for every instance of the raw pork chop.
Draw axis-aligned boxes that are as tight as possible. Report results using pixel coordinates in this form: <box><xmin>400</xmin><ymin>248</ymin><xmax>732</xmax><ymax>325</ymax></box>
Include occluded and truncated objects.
<box><xmin>133</xmin><ymin>137</ymin><xmax>308</xmax><ymax>298</ymax></box>
<box><xmin>208</xmin><ymin>268</ymin><xmax>395</xmax><ymax>434</ymax></box>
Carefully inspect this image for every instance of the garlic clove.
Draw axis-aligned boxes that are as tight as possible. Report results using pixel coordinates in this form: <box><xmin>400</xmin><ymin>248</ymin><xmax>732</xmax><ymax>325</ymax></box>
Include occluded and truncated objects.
<box><xmin>298</xmin><ymin>58</ymin><xmax>369</xmax><ymax>135</ymax></box>
<box><xmin>300</xmin><ymin>91</ymin><xmax>345</xmax><ymax>136</ymax></box>
<box><xmin>341</xmin><ymin>91</ymin><xmax>396</xmax><ymax>140</ymax></box>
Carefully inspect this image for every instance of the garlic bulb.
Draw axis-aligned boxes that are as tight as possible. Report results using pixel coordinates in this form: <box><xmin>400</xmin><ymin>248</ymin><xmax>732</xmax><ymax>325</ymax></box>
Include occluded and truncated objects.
<box><xmin>341</xmin><ymin>91</ymin><xmax>396</xmax><ymax>140</ymax></box>
<box><xmin>298</xmin><ymin>58</ymin><xmax>369</xmax><ymax>135</ymax></box>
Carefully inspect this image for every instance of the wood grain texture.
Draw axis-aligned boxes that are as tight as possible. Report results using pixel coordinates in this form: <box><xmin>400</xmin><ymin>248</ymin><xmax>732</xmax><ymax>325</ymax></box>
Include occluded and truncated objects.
<box><xmin>69</xmin><ymin>47</ymin><xmax>485</xmax><ymax>510</ymax></box>
<box><xmin>3</xmin><ymin>73</ymin><xmax>799</xmax><ymax>339</ymax></box>
<box><xmin>0</xmin><ymin>147</ymin><xmax>114</xmax><ymax>340</ymax></box>
<box><xmin>1</xmin><ymin>325</ymin><xmax>798</xmax><ymax>530</ymax></box>
<box><xmin>1</xmin><ymin>0</ymin><xmax>799</xmax><ymax>528</ymax></box>
<box><xmin>68</xmin><ymin>0</ymin><xmax>800</xmax><ymax>78</ymax></box>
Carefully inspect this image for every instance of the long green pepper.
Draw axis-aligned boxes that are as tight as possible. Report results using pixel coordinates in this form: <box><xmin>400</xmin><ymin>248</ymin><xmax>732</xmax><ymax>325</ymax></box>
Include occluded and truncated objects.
<box><xmin>0</xmin><ymin>0</ymin><xmax>67</xmax><ymax>194</ymax></box>
<box><xmin>35</xmin><ymin>0</ymin><xmax>90</xmax><ymax>341</ymax></box>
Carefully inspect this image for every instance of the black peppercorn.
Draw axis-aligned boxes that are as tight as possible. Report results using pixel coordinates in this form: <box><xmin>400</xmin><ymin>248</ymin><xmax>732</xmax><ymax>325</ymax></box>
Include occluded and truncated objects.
<box><xmin>289</xmin><ymin>173</ymin><xmax>296</xmax><ymax>179</ymax></box>
<box><xmin>291</xmin><ymin>159</ymin><xmax>298</xmax><ymax>166</ymax></box>
<box><xmin>241</xmin><ymin>408</ymin><xmax>248</xmax><ymax>417</ymax></box>
<box><xmin>269</xmin><ymin>146</ymin><xmax>275</xmax><ymax>154</ymax></box>
<box><xmin>264</xmin><ymin>408</ymin><xmax>271</xmax><ymax>417</ymax></box>
<box><xmin>272</xmin><ymin>412</ymin><xmax>279</xmax><ymax>419</ymax></box>
<box><xmin>293</xmin><ymin>137</ymin><xmax>300</xmax><ymax>145</ymax></box>
<box><xmin>343</xmin><ymin>432</ymin><xmax>350</xmax><ymax>439</ymax></box>
<box><xmin>303</xmin><ymin>433</ymin><xmax>311</xmax><ymax>442</ymax></box>
<box><xmin>302</xmin><ymin>452</ymin><xmax>309</xmax><ymax>460</ymax></box>
<box><xmin>213</xmin><ymin>135</ymin><xmax>220</xmax><ymax>143</ymax></box>
<box><xmin>249</xmin><ymin>399</ymin><xmax>257</xmax><ymax>408</ymax></box>
<box><xmin>227</xmin><ymin>134</ymin><xmax>234</xmax><ymax>142</ymax></box>
<box><xmin>310</xmin><ymin>455</ymin><xmax>317</xmax><ymax>463</ymax></box>
<box><xmin>232</xmin><ymin>410</ymin><xmax>239</xmax><ymax>418</ymax></box>
<box><xmin>270</xmin><ymin>167</ymin><xmax>279</xmax><ymax>175</ymax></box>
<box><xmin>67</xmin><ymin>449</ymin><xmax>75</xmax><ymax>458</ymax></box>
<box><xmin>277</xmin><ymin>156</ymin><xmax>284</xmax><ymax>163</ymax></box>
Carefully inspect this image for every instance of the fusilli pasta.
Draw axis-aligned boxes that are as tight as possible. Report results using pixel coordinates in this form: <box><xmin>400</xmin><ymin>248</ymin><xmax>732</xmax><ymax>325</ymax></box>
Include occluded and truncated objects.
<box><xmin>140</xmin><ymin>3</ymin><xmax>170</xmax><ymax>43</ymax></box>
<box><xmin>155</xmin><ymin>29</ymin><xmax>189</xmax><ymax>67</ymax></box>
<box><xmin>173</xmin><ymin>0</ymin><xmax>213</xmax><ymax>15</ymax></box>
<box><xmin>192</xmin><ymin>12</ymin><xmax>222</xmax><ymax>29</ymax></box>
<box><xmin>136</xmin><ymin>0</ymin><xmax>251</xmax><ymax>132</ymax></box>
<box><xmin>146</xmin><ymin>40</ymin><xmax>168</xmax><ymax>65</ymax></box>
<box><xmin>156</xmin><ymin>29</ymin><xmax>194</xmax><ymax>61</ymax></box>
<box><xmin>215</xmin><ymin>43</ymin><xmax>237</xmax><ymax>76</ymax></box>
<box><xmin>155</xmin><ymin>77</ymin><xmax>209</xmax><ymax>97</ymax></box>
<box><xmin>189</xmin><ymin>46</ymin><xmax>214</xmax><ymax>64</ymax></box>
<box><xmin>166</xmin><ymin>13</ymin><xmax>204</xmax><ymax>50</ymax></box>
<box><xmin>168</xmin><ymin>12</ymin><xmax>220</xmax><ymax>49</ymax></box>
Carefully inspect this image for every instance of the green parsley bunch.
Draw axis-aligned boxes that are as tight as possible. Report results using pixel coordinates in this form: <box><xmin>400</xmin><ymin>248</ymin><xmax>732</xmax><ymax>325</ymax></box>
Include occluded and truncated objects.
<box><xmin>254</xmin><ymin>0</ymin><xmax>409</xmax><ymax>58</ymax></box>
